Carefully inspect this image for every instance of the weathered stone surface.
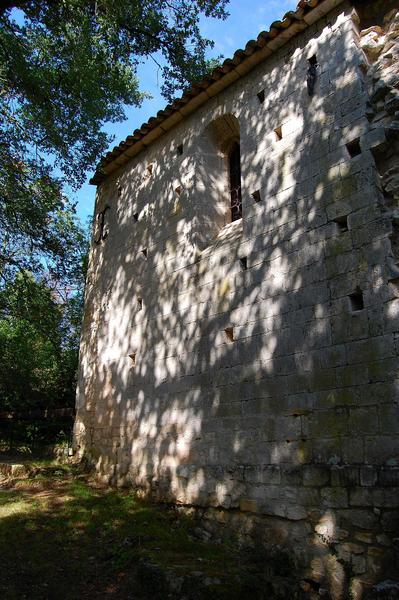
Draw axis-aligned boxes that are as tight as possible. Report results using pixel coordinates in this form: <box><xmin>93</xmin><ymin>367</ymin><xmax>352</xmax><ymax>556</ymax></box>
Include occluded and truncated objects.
<box><xmin>74</xmin><ymin>0</ymin><xmax>399</xmax><ymax>592</ymax></box>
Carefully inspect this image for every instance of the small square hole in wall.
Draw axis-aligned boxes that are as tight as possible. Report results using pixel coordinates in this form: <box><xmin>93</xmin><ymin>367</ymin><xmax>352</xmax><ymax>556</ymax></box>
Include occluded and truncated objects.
<box><xmin>346</xmin><ymin>138</ymin><xmax>361</xmax><ymax>158</ymax></box>
<box><xmin>224</xmin><ymin>326</ymin><xmax>235</xmax><ymax>343</ymax></box>
<box><xmin>257</xmin><ymin>90</ymin><xmax>265</xmax><ymax>104</ymax></box>
<box><xmin>147</xmin><ymin>163</ymin><xmax>153</xmax><ymax>176</ymax></box>
<box><xmin>133</xmin><ymin>212</ymin><xmax>139</xmax><ymax>222</ymax></box>
<box><xmin>175</xmin><ymin>185</ymin><xmax>182</xmax><ymax>196</ymax></box>
<box><xmin>137</xmin><ymin>297</ymin><xmax>143</xmax><ymax>311</ymax></box>
<box><xmin>252</xmin><ymin>190</ymin><xmax>261</xmax><ymax>203</ymax></box>
<box><xmin>308</xmin><ymin>54</ymin><xmax>318</xmax><ymax>67</ymax></box>
<box><xmin>239</xmin><ymin>257</ymin><xmax>248</xmax><ymax>270</ymax></box>
<box><xmin>349</xmin><ymin>288</ymin><xmax>364</xmax><ymax>312</ymax></box>
<box><xmin>141</xmin><ymin>248</ymin><xmax>148</xmax><ymax>259</ymax></box>
<box><xmin>274</xmin><ymin>126</ymin><xmax>283</xmax><ymax>141</ymax></box>
<box><xmin>334</xmin><ymin>215</ymin><xmax>348</xmax><ymax>233</ymax></box>
<box><xmin>128</xmin><ymin>352</ymin><xmax>136</xmax><ymax>367</ymax></box>
<box><xmin>176</xmin><ymin>144</ymin><xmax>183</xmax><ymax>155</ymax></box>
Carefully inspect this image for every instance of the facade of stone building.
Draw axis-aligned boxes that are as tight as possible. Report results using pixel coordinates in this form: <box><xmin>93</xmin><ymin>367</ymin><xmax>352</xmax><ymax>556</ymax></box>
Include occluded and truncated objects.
<box><xmin>74</xmin><ymin>0</ymin><xmax>399</xmax><ymax>596</ymax></box>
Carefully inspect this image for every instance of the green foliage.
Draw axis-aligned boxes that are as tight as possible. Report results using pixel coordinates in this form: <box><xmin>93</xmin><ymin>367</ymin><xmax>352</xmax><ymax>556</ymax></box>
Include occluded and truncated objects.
<box><xmin>0</xmin><ymin>0</ymin><xmax>227</xmax><ymax>285</ymax></box>
<box><xmin>0</xmin><ymin>272</ymin><xmax>84</xmax><ymax>415</ymax></box>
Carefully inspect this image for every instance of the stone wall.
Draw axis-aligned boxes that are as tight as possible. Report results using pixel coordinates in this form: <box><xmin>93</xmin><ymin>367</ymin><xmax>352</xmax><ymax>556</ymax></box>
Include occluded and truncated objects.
<box><xmin>74</xmin><ymin>1</ymin><xmax>399</xmax><ymax>597</ymax></box>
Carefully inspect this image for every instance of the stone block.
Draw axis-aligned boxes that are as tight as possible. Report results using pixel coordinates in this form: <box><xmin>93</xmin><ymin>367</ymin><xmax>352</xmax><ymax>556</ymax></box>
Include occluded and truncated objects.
<box><xmin>308</xmin><ymin>408</ymin><xmax>348</xmax><ymax>438</ymax></box>
<box><xmin>321</xmin><ymin>487</ymin><xmax>349</xmax><ymax>508</ymax></box>
<box><xmin>340</xmin><ymin>509</ymin><xmax>379</xmax><ymax>530</ymax></box>
<box><xmin>317</xmin><ymin>388</ymin><xmax>360</xmax><ymax>409</ymax></box>
<box><xmin>349</xmin><ymin>487</ymin><xmax>373</xmax><ymax>507</ymax></box>
<box><xmin>365</xmin><ymin>436</ymin><xmax>399</xmax><ymax>465</ymax></box>
<box><xmin>335</xmin><ymin>366</ymin><xmax>369</xmax><ymax>388</ymax></box>
<box><xmin>348</xmin><ymin>407</ymin><xmax>378</xmax><ymax>435</ymax></box>
<box><xmin>285</xmin><ymin>505</ymin><xmax>307</xmax><ymax>521</ymax></box>
<box><xmin>332</xmin><ymin>311</ymin><xmax>370</xmax><ymax>344</ymax></box>
<box><xmin>379</xmin><ymin>404</ymin><xmax>399</xmax><ymax>435</ymax></box>
<box><xmin>341</xmin><ymin>437</ymin><xmax>364</xmax><ymax>464</ymax></box>
<box><xmin>260</xmin><ymin>465</ymin><xmax>281</xmax><ymax>485</ymax></box>
<box><xmin>360</xmin><ymin>127</ymin><xmax>387</xmax><ymax>152</ymax></box>
<box><xmin>347</xmin><ymin>335</ymin><xmax>395</xmax><ymax>365</ymax></box>
<box><xmin>355</xmin><ymin>531</ymin><xmax>373</xmax><ymax>544</ymax></box>
<box><xmin>303</xmin><ymin>465</ymin><xmax>330</xmax><ymax>487</ymax></box>
<box><xmin>381</xmin><ymin>510</ymin><xmax>399</xmax><ymax>533</ymax></box>
<box><xmin>280</xmin><ymin>466</ymin><xmax>303</xmax><ymax>486</ymax></box>
<box><xmin>372</xmin><ymin>488</ymin><xmax>399</xmax><ymax>508</ymax></box>
<box><xmin>331</xmin><ymin>465</ymin><xmax>359</xmax><ymax>487</ymax></box>
<box><xmin>360</xmin><ymin>466</ymin><xmax>378</xmax><ymax>487</ymax></box>
<box><xmin>312</xmin><ymin>437</ymin><xmax>343</xmax><ymax>465</ymax></box>
<box><xmin>239</xmin><ymin>498</ymin><xmax>258</xmax><ymax>513</ymax></box>
<box><xmin>379</xmin><ymin>468</ymin><xmax>399</xmax><ymax>486</ymax></box>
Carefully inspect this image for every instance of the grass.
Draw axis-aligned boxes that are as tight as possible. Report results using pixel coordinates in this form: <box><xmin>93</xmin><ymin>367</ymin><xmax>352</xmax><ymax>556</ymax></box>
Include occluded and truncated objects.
<box><xmin>0</xmin><ymin>462</ymin><xmax>284</xmax><ymax>599</ymax></box>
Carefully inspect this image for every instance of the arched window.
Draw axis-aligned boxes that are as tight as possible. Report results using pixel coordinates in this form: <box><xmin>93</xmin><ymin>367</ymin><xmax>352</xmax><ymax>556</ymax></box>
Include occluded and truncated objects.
<box><xmin>193</xmin><ymin>114</ymin><xmax>242</xmax><ymax>249</ymax></box>
<box><xmin>228</xmin><ymin>141</ymin><xmax>242</xmax><ymax>221</ymax></box>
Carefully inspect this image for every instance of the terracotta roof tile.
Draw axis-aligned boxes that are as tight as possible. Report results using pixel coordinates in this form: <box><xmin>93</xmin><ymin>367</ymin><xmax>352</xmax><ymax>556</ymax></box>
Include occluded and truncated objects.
<box><xmin>90</xmin><ymin>0</ymin><xmax>342</xmax><ymax>184</ymax></box>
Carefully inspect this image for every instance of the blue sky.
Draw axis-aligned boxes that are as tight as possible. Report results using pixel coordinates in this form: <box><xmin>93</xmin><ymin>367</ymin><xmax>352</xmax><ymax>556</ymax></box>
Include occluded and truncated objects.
<box><xmin>76</xmin><ymin>0</ymin><xmax>298</xmax><ymax>222</ymax></box>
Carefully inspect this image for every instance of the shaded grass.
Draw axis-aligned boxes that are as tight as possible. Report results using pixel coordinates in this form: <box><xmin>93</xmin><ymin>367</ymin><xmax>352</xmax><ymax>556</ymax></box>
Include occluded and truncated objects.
<box><xmin>0</xmin><ymin>463</ymin><xmax>250</xmax><ymax>599</ymax></box>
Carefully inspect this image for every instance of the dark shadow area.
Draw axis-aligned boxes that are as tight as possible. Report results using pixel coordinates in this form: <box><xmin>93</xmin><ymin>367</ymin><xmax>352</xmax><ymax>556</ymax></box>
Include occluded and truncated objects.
<box><xmin>0</xmin><ymin>409</ymin><xmax>74</xmax><ymax>456</ymax></box>
<box><xmin>0</xmin><ymin>467</ymin><xmax>306</xmax><ymax>600</ymax></box>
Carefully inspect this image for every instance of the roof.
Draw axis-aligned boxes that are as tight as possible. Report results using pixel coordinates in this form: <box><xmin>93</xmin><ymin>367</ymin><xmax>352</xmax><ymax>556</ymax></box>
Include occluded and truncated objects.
<box><xmin>90</xmin><ymin>0</ymin><xmax>345</xmax><ymax>185</ymax></box>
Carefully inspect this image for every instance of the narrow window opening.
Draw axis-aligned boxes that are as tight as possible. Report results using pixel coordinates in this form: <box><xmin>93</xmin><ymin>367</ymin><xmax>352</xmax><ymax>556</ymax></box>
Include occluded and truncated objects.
<box><xmin>147</xmin><ymin>163</ymin><xmax>153</xmax><ymax>176</ymax></box>
<box><xmin>117</xmin><ymin>184</ymin><xmax>122</xmax><ymax>197</ymax></box>
<box><xmin>274</xmin><ymin>126</ymin><xmax>283</xmax><ymax>141</ymax></box>
<box><xmin>334</xmin><ymin>215</ymin><xmax>348</xmax><ymax>233</ymax></box>
<box><xmin>239</xmin><ymin>257</ymin><xmax>248</xmax><ymax>270</ymax></box>
<box><xmin>228</xmin><ymin>141</ymin><xmax>242</xmax><ymax>222</ymax></box>
<box><xmin>307</xmin><ymin>55</ymin><xmax>318</xmax><ymax>96</ymax></box>
<box><xmin>224</xmin><ymin>326</ymin><xmax>235</xmax><ymax>343</ymax></box>
<box><xmin>176</xmin><ymin>144</ymin><xmax>183</xmax><ymax>155</ymax></box>
<box><xmin>349</xmin><ymin>288</ymin><xmax>364</xmax><ymax>312</ymax></box>
<box><xmin>133</xmin><ymin>212</ymin><xmax>139</xmax><ymax>222</ymax></box>
<box><xmin>252</xmin><ymin>190</ymin><xmax>261</xmax><ymax>203</ymax></box>
<box><xmin>257</xmin><ymin>90</ymin><xmax>265</xmax><ymax>104</ymax></box>
<box><xmin>346</xmin><ymin>138</ymin><xmax>361</xmax><ymax>158</ymax></box>
<box><xmin>137</xmin><ymin>297</ymin><xmax>143</xmax><ymax>311</ymax></box>
<box><xmin>128</xmin><ymin>352</ymin><xmax>136</xmax><ymax>367</ymax></box>
<box><xmin>141</xmin><ymin>248</ymin><xmax>148</xmax><ymax>259</ymax></box>
<box><xmin>175</xmin><ymin>185</ymin><xmax>182</xmax><ymax>196</ymax></box>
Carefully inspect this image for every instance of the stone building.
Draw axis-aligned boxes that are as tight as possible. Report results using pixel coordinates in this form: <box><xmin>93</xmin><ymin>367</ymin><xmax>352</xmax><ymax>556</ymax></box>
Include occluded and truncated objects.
<box><xmin>74</xmin><ymin>0</ymin><xmax>399</xmax><ymax>596</ymax></box>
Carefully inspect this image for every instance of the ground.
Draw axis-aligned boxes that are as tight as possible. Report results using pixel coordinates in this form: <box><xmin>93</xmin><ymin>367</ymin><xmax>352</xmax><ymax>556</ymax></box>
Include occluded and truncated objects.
<box><xmin>0</xmin><ymin>461</ymin><xmax>298</xmax><ymax>600</ymax></box>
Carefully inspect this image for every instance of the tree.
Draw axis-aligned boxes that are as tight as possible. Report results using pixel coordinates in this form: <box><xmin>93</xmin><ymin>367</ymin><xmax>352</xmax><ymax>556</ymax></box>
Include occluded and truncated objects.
<box><xmin>0</xmin><ymin>273</ymin><xmax>78</xmax><ymax>415</ymax></box>
<box><xmin>0</xmin><ymin>212</ymin><xmax>90</xmax><ymax>448</ymax></box>
<box><xmin>0</xmin><ymin>0</ymin><xmax>228</xmax><ymax>288</ymax></box>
